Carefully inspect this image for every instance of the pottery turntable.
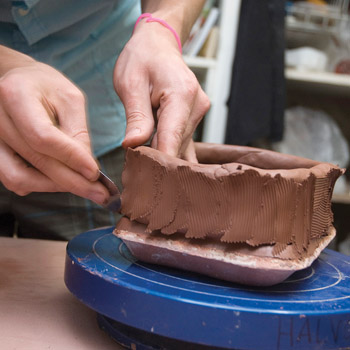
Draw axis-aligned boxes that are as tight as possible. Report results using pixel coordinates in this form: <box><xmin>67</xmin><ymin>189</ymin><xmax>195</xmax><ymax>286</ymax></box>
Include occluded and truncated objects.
<box><xmin>65</xmin><ymin>144</ymin><xmax>350</xmax><ymax>349</ymax></box>
<box><xmin>64</xmin><ymin>226</ymin><xmax>350</xmax><ymax>350</ymax></box>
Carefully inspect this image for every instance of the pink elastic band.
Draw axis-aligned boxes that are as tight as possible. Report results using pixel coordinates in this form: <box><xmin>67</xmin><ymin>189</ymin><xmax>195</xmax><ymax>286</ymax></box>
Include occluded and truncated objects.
<box><xmin>133</xmin><ymin>13</ymin><xmax>182</xmax><ymax>54</ymax></box>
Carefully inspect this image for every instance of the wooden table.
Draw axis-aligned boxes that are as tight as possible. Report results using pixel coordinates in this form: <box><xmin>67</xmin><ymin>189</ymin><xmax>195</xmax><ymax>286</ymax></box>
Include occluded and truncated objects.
<box><xmin>0</xmin><ymin>237</ymin><xmax>124</xmax><ymax>349</ymax></box>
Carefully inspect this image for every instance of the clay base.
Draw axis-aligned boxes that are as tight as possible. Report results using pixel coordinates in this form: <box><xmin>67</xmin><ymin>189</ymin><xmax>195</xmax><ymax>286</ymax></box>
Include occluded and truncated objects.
<box><xmin>114</xmin><ymin>217</ymin><xmax>336</xmax><ymax>286</ymax></box>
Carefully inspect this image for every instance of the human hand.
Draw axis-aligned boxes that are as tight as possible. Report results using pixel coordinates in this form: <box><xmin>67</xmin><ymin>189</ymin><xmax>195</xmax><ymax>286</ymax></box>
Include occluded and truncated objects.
<box><xmin>0</xmin><ymin>48</ymin><xmax>109</xmax><ymax>204</ymax></box>
<box><xmin>113</xmin><ymin>19</ymin><xmax>210</xmax><ymax>162</ymax></box>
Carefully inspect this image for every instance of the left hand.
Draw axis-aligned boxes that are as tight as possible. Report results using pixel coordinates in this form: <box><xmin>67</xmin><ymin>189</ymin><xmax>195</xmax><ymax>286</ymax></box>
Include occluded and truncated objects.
<box><xmin>113</xmin><ymin>19</ymin><xmax>210</xmax><ymax>162</ymax></box>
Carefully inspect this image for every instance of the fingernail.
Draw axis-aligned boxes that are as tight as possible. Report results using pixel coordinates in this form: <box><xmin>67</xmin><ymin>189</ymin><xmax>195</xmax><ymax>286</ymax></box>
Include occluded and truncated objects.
<box><xmin>125</xmin><ymin>127</ymin><xmax>142</xmax><ymax>140</ymax></box>
<box><xmin>82</xmin><ymin>168</ymin><xmax>100</xmax><ymax>181</ymax></box>
<box><xmin>89</xmin><ymin>191</ymin><xmax>108</xmax><ymax>205</ymax></box>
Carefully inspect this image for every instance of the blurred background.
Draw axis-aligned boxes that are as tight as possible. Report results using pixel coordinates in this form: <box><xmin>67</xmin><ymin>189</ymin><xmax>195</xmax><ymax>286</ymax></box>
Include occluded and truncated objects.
<box><xmin>184</xmin><ymin>0</ymin><xmax>350</xmax><ymax>254</ymax></box>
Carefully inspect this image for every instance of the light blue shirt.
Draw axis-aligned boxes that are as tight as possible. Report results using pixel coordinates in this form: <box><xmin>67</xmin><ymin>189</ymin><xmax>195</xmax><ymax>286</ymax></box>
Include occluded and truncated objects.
<box><xmin>0</xmin><ymin>0</ymin><xmax>140</xmax><ymax>157</ymax></box>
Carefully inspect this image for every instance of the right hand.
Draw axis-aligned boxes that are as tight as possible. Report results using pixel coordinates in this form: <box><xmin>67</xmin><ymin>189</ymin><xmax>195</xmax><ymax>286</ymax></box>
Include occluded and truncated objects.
<box><xmin>114</xmin><ymin>19</ymin><xmax>210</xmax><ymax>163</ymax></box>
<box><xmin>0</xmin><ymin>48</ymin><xmax>109</xmax><ymax>205</ymax></box>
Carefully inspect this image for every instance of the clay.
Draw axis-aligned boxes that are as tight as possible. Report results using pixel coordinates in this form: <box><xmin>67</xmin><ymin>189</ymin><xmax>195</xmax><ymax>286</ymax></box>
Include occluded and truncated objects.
<box><xmin>119</xmin><ymin>143</ymin><xmax>344</xmax><ymax>259</ymax></box>
<box><xmin>115</xmin><ymin>217</ymin><xmax>336</xmax><ymax>286</ymax></box>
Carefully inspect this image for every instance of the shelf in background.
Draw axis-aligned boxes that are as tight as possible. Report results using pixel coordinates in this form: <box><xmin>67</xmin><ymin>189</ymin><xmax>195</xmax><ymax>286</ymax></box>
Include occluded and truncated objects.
<box><xmin>183</xmin><ymin>56</ymin><xmax>217</xmax><ymax>69</ymax></box>
<box><xmin>332</xmin><ymin>193</ymin><xmax>350</xmax><ymax>204</ymax></box>
<box><xmin>286</xmin><ymin>68</ymin><xmax>350</xmax><ymax>95</ymax></box>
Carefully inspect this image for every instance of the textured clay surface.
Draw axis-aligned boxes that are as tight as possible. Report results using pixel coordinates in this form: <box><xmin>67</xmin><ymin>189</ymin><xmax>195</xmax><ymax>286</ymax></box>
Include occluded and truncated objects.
<box><xmin>120</xmin><ymin>143</ymin><xmax>344</xmax><ymax>259</ymax></box>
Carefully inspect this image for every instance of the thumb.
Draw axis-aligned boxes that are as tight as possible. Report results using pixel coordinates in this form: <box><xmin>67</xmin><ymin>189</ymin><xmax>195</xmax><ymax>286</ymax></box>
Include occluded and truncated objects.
<box><xmin>120</xmin><ymin>85</ymin><xmax>154</xmax><ymax>149</ymax></box>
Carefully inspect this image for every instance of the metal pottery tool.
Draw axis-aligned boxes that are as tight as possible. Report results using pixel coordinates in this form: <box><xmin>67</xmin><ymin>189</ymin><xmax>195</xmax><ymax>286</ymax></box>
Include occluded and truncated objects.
<box><xmin>65</xmin><ymin>227</ymin><xmax>350</xmax><ymax>350</ymax></box>
<box><xmin>98</xmin><ymin>171</ymin><xmax>121</xmax><ymax>212</ymax></box>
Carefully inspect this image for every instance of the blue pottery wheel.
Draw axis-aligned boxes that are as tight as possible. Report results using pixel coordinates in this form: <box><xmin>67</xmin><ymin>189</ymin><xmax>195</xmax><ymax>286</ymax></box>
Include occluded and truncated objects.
<box><xmin>64</xmin><ymin>227</ymin><xmax>350</xmax><ymax>350</ymax></box>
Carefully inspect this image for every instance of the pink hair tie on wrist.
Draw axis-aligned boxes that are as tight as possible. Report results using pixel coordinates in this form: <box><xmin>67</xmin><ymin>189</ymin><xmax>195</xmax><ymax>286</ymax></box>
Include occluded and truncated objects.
<box><xmin>133</xmin><ymin>13</ymin><xmax>182</xmax><ymax>54</ymax></box>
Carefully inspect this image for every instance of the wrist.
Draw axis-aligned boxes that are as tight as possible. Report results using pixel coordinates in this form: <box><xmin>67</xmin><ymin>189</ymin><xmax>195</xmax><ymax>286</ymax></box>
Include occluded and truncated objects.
<box><xmin>0</xmin><ymin>45</ymin><xmax>35</xmax><ymax>76</ymax></box>
<box><xmin>140</xmin><ymin>0</ymin><xmax>206</xmax><ymax>43</ymax></box>
<box><xmin>133</xmin><ymin>13</ymin><xmax>182</xmax><ymax>54</ymax></box>
<box><xmin>147</xmin><ymin>10</ymin><xmax>187</xmax><ymax>43</ymax></box>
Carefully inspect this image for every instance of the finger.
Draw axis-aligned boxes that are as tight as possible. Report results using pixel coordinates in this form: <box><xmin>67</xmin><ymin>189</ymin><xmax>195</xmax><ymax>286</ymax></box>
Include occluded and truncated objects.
<box><xmin>181</xmin><ymin>139</ymin><xmax>198</xmax><ymax>163</ymax></box>
<box><xmin>178</xmin><ymin>87</ymin><xmax>210</xmax><ymax>158</ymax></box>
<box><xmin>154</xmin><ymin>92</ymin><xmax>193</xmax><ymax>157</ymax></box>
<box><xmin>152</xmin><ymin>131</ymin><xmax>197</xmax><ymax>162</ymax></box>
<box><xmin>25</xmin><ymin>147</ymin><xmax>109</xmax><ymax>205</ymax></box>
<box><xmin>154</xmin><ymin>83</ymin><xmax>210</xmax><ymax>158</ymax></box>
<box><xmin>0</xmin><ymin>140</ymin><xmax>60</xmax><ymax>195</ymax></box>
<box><xmin>34</xmin><ymin>154</ymin><xmax>110</xmax><ymax>205</ymax></box>
<box><xmin>43</xmin><ymin>90</ymin><xmax>92</xmax><ymax>152</ymax></box>
<box><xmin>148</xmin><ymin>64</ymin><xmax>201</xmax><ymax>157</ymax></box>
<box><xmin>4</xmin><ymin>95</ymin><xmax>99</xmax><ymax>182</ymax></box>
<box><xmin>24</xmin><ymin>148</ymin><xmax>110</xmax><ymax>205</ymax></box>
<box><xmin>151</xmin><ymin>132</ymin><xmax>158</xmax><ymax>149</ymax></box>
<box><xmin>0</xmin><ymin>114</ymin><xmax>109</xmax><ymax>205</ymax></box>
<box><xmin>114</xmin><ymin>72</ymin><xmax>154</xmax><ymax>148</ymax></box>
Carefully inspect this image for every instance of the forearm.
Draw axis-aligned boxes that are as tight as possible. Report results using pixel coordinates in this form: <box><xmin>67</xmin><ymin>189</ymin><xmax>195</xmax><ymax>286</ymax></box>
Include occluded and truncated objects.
<box><xmin>141</xmin><ymin>0</ymin><xmax>206</xmax><ymax>43</ymax></box>
<box><xmin>115</xmin><ymin>0</ymin><xmax>210</xmax><ymax>160</ymax></box>
<box><xmin>0</xmin><ymin>45</ymin><xmax>35</xmax><ymax>76</ymax></box>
